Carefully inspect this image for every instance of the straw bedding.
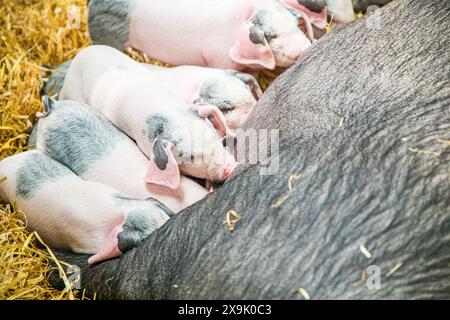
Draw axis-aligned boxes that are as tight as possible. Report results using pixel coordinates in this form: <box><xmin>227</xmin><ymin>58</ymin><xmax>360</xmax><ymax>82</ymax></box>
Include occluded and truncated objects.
<box><xmin>0</xmin><ymin>0</ymin><xmax>90</xmax><ymax>300</ymax></box>
<box><xmin>0</xmin><ymin>0</ymin><xmax>360</xmax><ymax>300</ymax></box>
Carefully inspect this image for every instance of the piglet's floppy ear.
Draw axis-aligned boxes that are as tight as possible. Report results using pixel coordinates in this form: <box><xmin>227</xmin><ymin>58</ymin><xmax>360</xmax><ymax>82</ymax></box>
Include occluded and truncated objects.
<box><xmin>229</xmin><ymin>7</ymin><xmax>276</xmax><ymax>70</ymax></box>
<box><xmin>281</xmin><ymin>0</ymin><xmax>328</xmax><ymax>30</ymax></box>
<box><xmin>146</xmin><ymin>139</ymin><xmax>180</xmax><ymax>190</ymax></box>
<box><xmin>193</xmin><ymin>104</ymin><xmax>234</xmax><ymax>137</ymax></box>
<box><xmin>88</xmin><ymin>212</ymin><xmax>127</xmax><ymax>265</ymax></box>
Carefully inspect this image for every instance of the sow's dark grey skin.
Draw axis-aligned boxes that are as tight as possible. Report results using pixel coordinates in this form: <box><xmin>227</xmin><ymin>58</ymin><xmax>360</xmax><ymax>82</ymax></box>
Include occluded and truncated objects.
<box><xmin>52</xmin><ymin>0</ymin><xmax>449</xmax><ymax>299</ymax></box>
<box><xmin>237</xmin><ymin>0</ymin><xmax>450</xmax><ymax>172</ymax></box>
<box><xmin>54</xmin><ymin>119</ymin><xmax>450</xmax><ymax>299</ymax></box>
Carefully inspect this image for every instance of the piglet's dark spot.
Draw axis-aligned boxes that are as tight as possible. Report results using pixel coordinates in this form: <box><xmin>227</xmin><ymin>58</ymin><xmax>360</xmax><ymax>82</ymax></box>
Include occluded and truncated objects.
<box><xmin>117</xmin><ymin>225</ymin><xmax>141</xmax><ymax>253</ymax></box>
<box><xmin>44</xmin><ymin>105</ymin><xmax>127</xmax><ymax>176</ymax></box>
<box><xmin>198</xmin><ymin>79</ymin><xmax>235</xmax><ymax>113</ymax></box>
<box><xmin>145</xmin><ymin>114</ymin><xmax>169</xmax><ymax>141</ymax></box>
<box><xmin>249</xmin><ymin>11</ymin><xmax>276</xmax><ymax>45</ymax></box>
<box><xmin>16</xmin><ymin>152</ymin><xmax>71</xmax><ymax>200</ymax></box>
<box><xmin>297</xmin><ymin>0</ymin><xmax>326</xmax><ymax>13</ymax></box>
<box><xmin>156</xmin><ymin>125</ymin><xmax>164</xmax><ymax>136</ymax></box>
<box><xmin>152</xmin><ymin>139</ymin><xmax>169</xmax><ymax>171</ymax></box>
<box><xmin>249</xmin><ymin>27</ymin><xmax>266</xmax><ymax>45</ymax></box>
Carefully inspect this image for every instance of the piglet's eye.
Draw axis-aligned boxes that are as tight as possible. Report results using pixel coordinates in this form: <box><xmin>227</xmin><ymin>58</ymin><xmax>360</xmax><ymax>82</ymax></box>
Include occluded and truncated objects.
<box><xmin>265</xmin><ymin>31</ymin><xmax>277</xmax><ymax>42</ymax></box>
<box><xmin>219</xmin><ymin>103</ymin><xmax>235</xmax><ymax>114</ymax></box>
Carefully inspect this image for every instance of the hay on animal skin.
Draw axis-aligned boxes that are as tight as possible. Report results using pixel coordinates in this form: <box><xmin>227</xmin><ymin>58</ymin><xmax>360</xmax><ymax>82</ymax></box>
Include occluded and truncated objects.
<box><xmin>359</xmin><ymin>244</ymin><xmax>372</xmax><ymax>259</ymax></box>
<box><xmin>386</xmin><ymin>262</ymin><xmax>403</xmax><ymax>277</ymax></box>
<box><xmin>271</xmin><ymin>175</ymin><xmax>301</xmax><ymax>208</ymax></box>
<box><xmin>225</xmin><ymin>210</ymin><xmax>241</xmax><ymax>231</ymax></box>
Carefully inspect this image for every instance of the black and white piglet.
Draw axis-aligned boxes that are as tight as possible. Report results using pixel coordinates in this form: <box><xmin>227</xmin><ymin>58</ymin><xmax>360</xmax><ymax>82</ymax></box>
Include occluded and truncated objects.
<box><xmin>58</xmin><ymin>46</ymin><xmax>238</xmax><ymax>190</ymax></box>
<box><xmin>33</xmin><ymin>97</ymin><xmax>208</xmax><ymax>213</ymax></box>
<box><xmin>0</xmin><ymin>150</ymin><xmax>171</xmax><ymax>264</ymax></box>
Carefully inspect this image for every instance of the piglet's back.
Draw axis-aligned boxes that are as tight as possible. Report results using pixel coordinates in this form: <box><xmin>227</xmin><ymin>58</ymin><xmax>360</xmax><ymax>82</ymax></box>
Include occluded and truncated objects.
<box><xmin>0</xmin><ymin>150</ymin><xmax>119</xmax><ymax>252</ymax></box>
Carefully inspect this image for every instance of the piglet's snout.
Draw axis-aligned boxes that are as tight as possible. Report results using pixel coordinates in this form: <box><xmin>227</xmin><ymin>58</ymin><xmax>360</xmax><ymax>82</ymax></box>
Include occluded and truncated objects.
<box><xmin>217</xmin><ymin>157</ymin><xmax>238</xmax><ymax>181</ymax></box>
<box><xmin>221</xmin><ymin>162</ymin><xmax>237</xmax><ymax>181</ymax></box>
<box><xmin>286</xmin><ymin>35</ymin><xmax>311</xmax><ymax>61</ymax></box>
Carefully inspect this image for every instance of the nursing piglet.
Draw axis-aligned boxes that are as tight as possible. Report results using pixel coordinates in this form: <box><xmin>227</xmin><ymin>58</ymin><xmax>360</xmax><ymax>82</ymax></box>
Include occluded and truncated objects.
<box><xmin>130</xmin><ymin>63</ymin><xmax>262</xmax><ymax>131</ymax></box>
<box><xmin>59</xmin><ymin>47</ymin><xmax>237</xmax><ymax>189</ymax></box>
<box><xmin>35</xmin><ymin>97</ymin><xmax>208</xmax><ymax>213</ymax></box>
<box><xmin>0</xmin><ymin>150</ymin><xmax>171</xmax><ymax>264</ymax></box>
<box><xmin>44</xmin><ymin>46</ymin><xmax>262</xmax><ymax>130</ymax></box>
<box><xmin>88</xmin><ymin>0</ymin><xmax>315</xmax><ymax>70</ymax></box>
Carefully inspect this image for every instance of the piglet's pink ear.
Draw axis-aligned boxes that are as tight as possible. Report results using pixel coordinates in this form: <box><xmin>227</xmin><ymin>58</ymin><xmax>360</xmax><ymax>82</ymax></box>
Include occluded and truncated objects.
<box><xmin>193</xmin><ymin>104</ymin><xmax>234</xmax><ymax>137</ymax></box>
<box><xmin>281</xmin><ymin>0</ymin><xmax>327</xmax><ymax>32</ymax></box>
<box><xmin>229</xmin><ymin>21</ymin><xmax>276</xmax><ymax>70</ymax></box>
<box><xmin>146</xmin><ymin>140</ymin><xmax>181</xmax><ymax>190</ymax></box>
<box><xmin>88</xmin><ymin>212</ymin><xmax>127</xmax><ymax>265</ymax></box>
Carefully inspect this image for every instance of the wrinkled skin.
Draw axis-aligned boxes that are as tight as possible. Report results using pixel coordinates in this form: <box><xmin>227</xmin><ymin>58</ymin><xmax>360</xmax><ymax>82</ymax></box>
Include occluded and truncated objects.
<box><xmin>353</xmin><ymin>0</ymin><xmax>393</xmax><ymax>13</ymax></box>
<box><xmin>53</xmin><ymin>111</ymin><xmax>450</xmax><ymax>298</ymax></box>
<box><xmin>237</xmin><ymin>0</ymin><xmax>449</xmax><ymax>173</ymax></box>
<box><xmin>52</xmin><ymin>0</ymin><xmax>450</xmax><ymax>299</ymax></box>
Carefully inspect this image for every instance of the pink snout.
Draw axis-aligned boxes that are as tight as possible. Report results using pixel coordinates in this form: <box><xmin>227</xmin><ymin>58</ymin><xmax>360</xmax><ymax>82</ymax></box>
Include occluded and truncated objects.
<box><xmin>277</xmin><ymin>34</ymin><xmax>312</xmax><ymax>66</ymax></box>
<box><xmin>285</xmin><ymin>42</ymin><xmax>310</xmax><ymax>61</ymax></box>
<box><xmin>219</xmin><ymin>161</ymin><xmax>238</xmax><ymax>181</ymax></box>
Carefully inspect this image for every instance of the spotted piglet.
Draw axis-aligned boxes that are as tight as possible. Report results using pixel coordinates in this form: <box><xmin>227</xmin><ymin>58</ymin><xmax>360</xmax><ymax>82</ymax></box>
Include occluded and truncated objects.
<box><xmin>0</xmin><ymin>150</ymin><xmax>171</xmax><ymax>264</ymax></box>
<box><xmin>88</xmin><ymin>0</ymin><xmax>315</xmax><ymax>70</ymax></box>
<box><xmin>44</xmin><ymin>46</ymin><xmax>263</xmax><ymax>131</ymax></box>
<box><xmin>59</xmin><ymin>46</ymin><xmax>237</xmax><ymax>190</ymax></box>
<box><xmin>34</xmin><ymin>97</ymin><xmax>207</xmax><ymax>213</ymax></box>
<box><xmin>122</xmin><ymin>60</ymin><xmax>263</xmax><ymax>131</ymax></box>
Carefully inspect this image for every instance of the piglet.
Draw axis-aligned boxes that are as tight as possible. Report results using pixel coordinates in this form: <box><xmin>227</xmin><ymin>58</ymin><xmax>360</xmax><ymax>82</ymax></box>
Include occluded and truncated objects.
<box><xmin>88</xmin><ymin>0</ymin><xmax>315</xmax><ymax>70</ymax></box>
<box><xmin>35</xmin><ymin>96</ymin><xmax>208</xmax><ymax>213</ymax></box>
<box><xmin>0</xmin><ymin>150</ymin><xmax>171</xmax><ymax>264</ymax></box>
<box><xmin>137</xmin><ymin>64</ymin><xmax>262</xmax><ymax>131</ymax></box>
<box><xmin>59</xmin><ymin>46</ymin><xmax>237</xmax><ymax>190</ymax></box>
<box><xmin>44</xmin><ymin>46</ymin><xmax>263</xmax><ymax>131</ymax></box>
